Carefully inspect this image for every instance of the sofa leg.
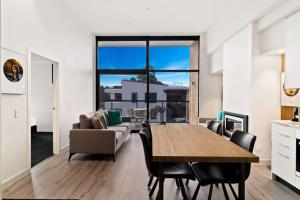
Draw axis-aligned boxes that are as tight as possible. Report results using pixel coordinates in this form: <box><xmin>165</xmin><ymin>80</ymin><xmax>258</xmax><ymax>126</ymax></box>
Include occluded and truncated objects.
<box><xmin>112</xmin><ymin>154</ymin><xmax>116</xmax><ymax>162</ymax></box>
<box><xmin>68</xmin><ymin>153</ymin><xmax>75</xmax><ymax>162</ymax></box>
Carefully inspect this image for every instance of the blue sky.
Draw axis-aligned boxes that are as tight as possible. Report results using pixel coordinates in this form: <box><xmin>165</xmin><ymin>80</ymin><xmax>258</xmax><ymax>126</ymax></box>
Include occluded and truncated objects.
<box><xmin>98</xmin><ymin>46</ymin><xmax>190</xmax><ymax>87</ymax></box>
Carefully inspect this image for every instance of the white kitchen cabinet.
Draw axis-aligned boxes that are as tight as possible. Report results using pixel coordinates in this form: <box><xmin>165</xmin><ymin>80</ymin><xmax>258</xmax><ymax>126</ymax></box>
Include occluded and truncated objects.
<box><xmin>272</xmin><ymin>123</ymin><xmax>296</xmax><ymax>185</ymax></box>
<box><xmin>285</xmin><ymin>11</ymin><xmax>300</xmax><ymax>88</ymax></box>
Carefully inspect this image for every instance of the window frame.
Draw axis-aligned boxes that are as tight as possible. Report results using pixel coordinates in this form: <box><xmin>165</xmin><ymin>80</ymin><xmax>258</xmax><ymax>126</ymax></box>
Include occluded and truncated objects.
<box><xmin>96</xmin><ymin>36</ymin><xmax>200</xmax><ymax>122</ymax></box>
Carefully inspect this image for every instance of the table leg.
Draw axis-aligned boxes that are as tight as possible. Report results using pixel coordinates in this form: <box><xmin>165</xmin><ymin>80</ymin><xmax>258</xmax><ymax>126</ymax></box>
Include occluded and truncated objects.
<box><xmin>238</xmin><ymin>164</ymin><xmax>246</xmax><ymax>200</ymax></box>
<box><xmin>156</xmin><ymin>164</ymin><xmax>165</xmax><ymax>200</ymax></box>
<box><xmin>156</xmin><ymin>176</ymin><xmax>164</xmax><ymax>200</ymax></box>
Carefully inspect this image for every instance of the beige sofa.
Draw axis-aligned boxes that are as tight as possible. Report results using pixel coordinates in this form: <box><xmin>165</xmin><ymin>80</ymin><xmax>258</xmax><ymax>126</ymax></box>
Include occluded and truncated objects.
<box><xmin>69</xmin><ymin>110</ymin><xmax>132</xmax><ymax>161</ymax></box>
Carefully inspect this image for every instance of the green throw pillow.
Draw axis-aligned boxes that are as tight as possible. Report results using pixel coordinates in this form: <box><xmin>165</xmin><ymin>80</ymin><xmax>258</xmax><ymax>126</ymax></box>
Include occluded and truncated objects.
<box><xmin>108</xmin><ymin>110</ymin><xmax>122</xmax><ymax>126</ymax></box>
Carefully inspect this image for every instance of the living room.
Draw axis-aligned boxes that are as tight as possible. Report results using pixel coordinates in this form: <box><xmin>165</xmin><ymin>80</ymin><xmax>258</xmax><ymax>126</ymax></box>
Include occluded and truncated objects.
<box><xmin>1</xmin><ymin>0</ymin><xmax>300</xmax><ymax>200</ymax></box>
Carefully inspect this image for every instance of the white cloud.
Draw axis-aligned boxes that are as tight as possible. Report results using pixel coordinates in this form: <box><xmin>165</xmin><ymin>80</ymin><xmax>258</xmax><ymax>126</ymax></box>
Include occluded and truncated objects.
<box><xmin>163</xmin><ymin>59</ymin><xmax>190</xmax><ymax>70</ymax></box>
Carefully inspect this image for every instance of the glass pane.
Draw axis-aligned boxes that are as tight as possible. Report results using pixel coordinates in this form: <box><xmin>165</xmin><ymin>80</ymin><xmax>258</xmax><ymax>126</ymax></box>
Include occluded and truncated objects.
<box><xmin>149</xmin><ymin>40</ymin><xmax>198</xmax><ymax>70</ymax></box>
<box><xmin>98</xmin><ymin>74</ymin><xmax>147</xmax><ymax>122</ymax></box>
<box><xmin>149</xmin><ymin>72</ymin><xmax>193</xmax><ymax>123</ymax></box>
<box><xmin>97</xmin><ymin>41</ymin><xmax>146</xmax><ymax>69</ymax></box>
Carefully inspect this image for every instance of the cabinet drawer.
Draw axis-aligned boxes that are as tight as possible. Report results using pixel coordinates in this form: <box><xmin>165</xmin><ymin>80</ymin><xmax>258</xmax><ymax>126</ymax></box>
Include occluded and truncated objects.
<box><xmin>272</xmin><ymin>150</ymin><xmax>295</xmax><ymax>185</ymax></box>
<box><xmin>273</xmin><ymin>141</ymin><xmax>293</xmax><ymax>156</ymax></box>
<box><xmin>272</xmin><ymin>131</ymin><xmax>294</xmax><ymax>147</ymax></box>
<box><xmin>272</xmin><ymin>123</ymin><xmax>296</xmax><ymax>137</ymax></box>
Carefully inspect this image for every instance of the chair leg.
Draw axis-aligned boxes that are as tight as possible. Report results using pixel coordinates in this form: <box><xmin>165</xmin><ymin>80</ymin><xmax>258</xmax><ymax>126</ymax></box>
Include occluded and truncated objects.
<box><xmin>229</xmin><ymin>183</ymin><xmax>239</xmax><ymax>200</ymax></box>
<box><xmin>221</xmin><ymin>183</ymin><xmax>230</xmax><ymax>200</ymax></box>
<box><xmin>178</xmin><ymin>178</ymin><xmax>188</xmax><ymax>200</ymax></box>
<box><xmin>175</xmin><ymin>178</ymin><xmax>180</xmax><ymax>188</ymax></box>
<box><xmin>68</xmin><ymin>153</ymin><xmax>75</xmax><ymax>162</ymax></box>
<box><xmin>147</xmin><ymin>175</ymin><xmax>154</xmax><ymax>188</ymax></box>
<box><xmin>149</xmin><ymin>178</ymin><xmax>159</xmax><ymax>197</ymax></box>
<box><xmin>208</xmin><ymin>184</ymin><xmax>213</xmax><ymax>200</ymax></box>
<box><xmin>192</xmin><ymin>183</ymin><xmax>201</xmax><ymax>200</ymax></box>
<box><xmin>186</xmin><ymin>178</ymin><xmax>189</xmax><ymax>186</ymax></box>
<box><xmin>215</xmin><ymin>183</ymin><xmax>219</xmax><ymax>188</ymax></box>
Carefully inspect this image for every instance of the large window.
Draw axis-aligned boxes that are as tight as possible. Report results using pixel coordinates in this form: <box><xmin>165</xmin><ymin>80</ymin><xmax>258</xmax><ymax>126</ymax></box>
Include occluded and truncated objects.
<box><xmin>96</xmin><ymin>36</ymin><xmax>199</xmax><ymax>123</ymax></box>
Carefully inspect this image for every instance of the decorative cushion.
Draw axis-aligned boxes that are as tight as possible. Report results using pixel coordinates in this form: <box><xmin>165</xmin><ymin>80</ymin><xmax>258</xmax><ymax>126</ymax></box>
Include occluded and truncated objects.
<box><xmin>79</xmin><ymin>114</ymin><xmax>92</xmax><ymax>129</ymax></box>
<box><xmin>95</xmin><ymin>109</ymin><xmax>109</xmax><ymax>127</ymax></box>
<box><xmin>90</xmin><ymin>116</ymin><xmax>104</xmax><ymax>129</ymax></box>
<box><xmin>108</xmin><ymin>110</ymin><xmax>122</xmax><ymax>126</ymax></box>
<box><xmin>100</xmin><ymin>115</ymin><xmax>107</xmax><ymax>129</ymax></box>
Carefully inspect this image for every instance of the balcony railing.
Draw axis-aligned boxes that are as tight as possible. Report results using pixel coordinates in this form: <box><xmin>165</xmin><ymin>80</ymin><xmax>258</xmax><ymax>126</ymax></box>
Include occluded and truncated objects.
<box><xmin>99</xmin><ymin>100</ymin><xmax>189</xmax><ymax>123</ymax></box>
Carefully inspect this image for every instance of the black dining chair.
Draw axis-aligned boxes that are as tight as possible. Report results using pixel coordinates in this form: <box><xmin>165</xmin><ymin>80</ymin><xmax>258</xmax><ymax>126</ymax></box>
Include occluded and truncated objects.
<box><xmin>142</xmin><ymin>121</ymin><xmax>156</xmax><ymax>190</ymax></box>
<box><xmin>191</xmin><ymin>130</ymin><xmax>256</xmax><ymax>200</ymax></box>
<box><xmin>139</xmin><ymin>128</ymin><xmax>195</xmax><ymax>199</ymax></box>
<box><xmin>185</xmin><ymin>120</ymin><xmax>223</xmax><ymax>186</ymax></box>
<box><xmin>207</xmin><ymin>120</ymin><xmax>222</xmax><ymax>136</ymax></box>
<box><xmin>142</xmin><ymin>120</ymin><xmax>151</xmax><ymax>134</ymax></box>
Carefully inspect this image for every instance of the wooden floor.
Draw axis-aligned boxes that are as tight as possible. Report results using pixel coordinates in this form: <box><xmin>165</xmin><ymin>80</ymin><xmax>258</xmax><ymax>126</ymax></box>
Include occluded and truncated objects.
<box><xmin>3</xmin><ymin>134</ymin><xmax>300</xmax><ymax>200</ymax></box>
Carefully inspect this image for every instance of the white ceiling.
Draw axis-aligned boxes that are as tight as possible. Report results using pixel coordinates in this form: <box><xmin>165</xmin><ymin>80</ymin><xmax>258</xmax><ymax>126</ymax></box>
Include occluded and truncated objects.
<box><xmin>62</xmin><ymin>0</ymin><xmax>235</xmax><ymax>34</ymax></box>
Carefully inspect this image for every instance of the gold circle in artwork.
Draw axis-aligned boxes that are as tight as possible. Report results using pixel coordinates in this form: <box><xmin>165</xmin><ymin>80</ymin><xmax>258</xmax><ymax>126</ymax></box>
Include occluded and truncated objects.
<box><xmin>283</xmin><ymin>85</ymin><xmax>299</xmax><ymax>97</ymax></box>
<box><xmin>3</xmin><ymin>59</ymin><xmax>23</xmax><ymax>82</ymax></box>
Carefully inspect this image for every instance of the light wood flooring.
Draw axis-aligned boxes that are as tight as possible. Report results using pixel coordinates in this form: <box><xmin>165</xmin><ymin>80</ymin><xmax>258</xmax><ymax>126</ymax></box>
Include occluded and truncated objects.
<box><xmin>3</xmin><ymin>134</ymin><xmax>300</xmax><ymax>200</ymax></box>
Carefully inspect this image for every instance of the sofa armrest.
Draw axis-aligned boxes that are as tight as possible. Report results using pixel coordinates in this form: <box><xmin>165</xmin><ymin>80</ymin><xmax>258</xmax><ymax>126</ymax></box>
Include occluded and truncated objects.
<box><xmin>69</xmin><ymin>129</ymin><xmax>116</xmax><ymax>154</ymax></box>
<box><xmin>122</xmin><ymin>116</ymin><xmax>132</xmax><ymax>122</ymax></box>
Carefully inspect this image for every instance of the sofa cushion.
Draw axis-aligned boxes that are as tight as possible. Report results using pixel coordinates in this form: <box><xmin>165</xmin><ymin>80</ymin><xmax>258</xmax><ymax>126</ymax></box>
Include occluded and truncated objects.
<box><xmin>107</xmin><ymin>126</ymin><xmax>128</xmax><ymax>135</ymax></box>
<box><xmin>95</xmin><ymin>109</ymin><xmax>109</xmax><ymax>127</ymax></box>
<box><xmin>115</xmin><ymin>122</ymin><xmax>131</xmax><ymax>130</ymax></box>
<box><xmin>115</xmin><ymin>131</ymin><xmax>124</xmax><ymax>144</ymax></box>
<box><xmin>108</xmin><ymin>110</ymin><xmax>122</xmax><ymax>126</ymax></box>
<box><xmin>79</xmin><ymin>114</ymin><xmax>92</xmax><ymax>129</ymax></box>
<box><xmin>90</xmin><ymin>116</ymin><xmax>104</xmax><ymax>129</ymax></box>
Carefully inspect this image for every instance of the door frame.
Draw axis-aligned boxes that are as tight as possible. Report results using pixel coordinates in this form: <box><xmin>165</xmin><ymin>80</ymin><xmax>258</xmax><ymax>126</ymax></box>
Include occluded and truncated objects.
<box><xmin>27</xmin><ymin>48</ymin><xmax>60</xmax><ymax>167</ymax></box>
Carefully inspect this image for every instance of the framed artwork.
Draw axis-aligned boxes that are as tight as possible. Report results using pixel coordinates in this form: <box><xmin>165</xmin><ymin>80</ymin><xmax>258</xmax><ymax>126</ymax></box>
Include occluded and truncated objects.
<box><xmin>281</xmin><ymin>73</ymin><xmax>300</xmax><ymax>107</ymax></box>
<box><xmin>1</xmin><ymin>48</ymin><xmax>26</xmax><ymax>94</ymax></box>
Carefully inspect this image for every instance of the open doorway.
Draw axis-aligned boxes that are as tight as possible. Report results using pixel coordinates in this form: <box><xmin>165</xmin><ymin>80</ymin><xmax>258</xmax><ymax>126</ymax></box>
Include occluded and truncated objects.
<box><xmin>29</xmin><ymin>52</ymin><xmax>59</xmax><ymax>167</ymax></box>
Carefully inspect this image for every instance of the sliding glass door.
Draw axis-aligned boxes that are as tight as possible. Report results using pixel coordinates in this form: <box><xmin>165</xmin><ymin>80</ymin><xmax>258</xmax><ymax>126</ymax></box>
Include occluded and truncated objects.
<box><xmin>96</xmin><ymin>36</ymin><xmax>199</xmax><ymax>124</ymax></box>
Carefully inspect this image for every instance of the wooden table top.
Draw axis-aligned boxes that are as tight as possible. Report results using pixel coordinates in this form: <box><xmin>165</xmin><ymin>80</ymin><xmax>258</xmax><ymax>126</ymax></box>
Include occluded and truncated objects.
<box><xmin>151</xmin><ymin>123</ymin><xmax>259</xmax><ymax>163</ymax></box>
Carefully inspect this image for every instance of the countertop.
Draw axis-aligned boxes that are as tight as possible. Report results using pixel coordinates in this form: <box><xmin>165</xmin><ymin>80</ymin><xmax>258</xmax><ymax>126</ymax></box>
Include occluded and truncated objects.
<box><xmin>272</xmin><ymin>120</ymin><xmax>300</xmax><ymax>128</ymax></box>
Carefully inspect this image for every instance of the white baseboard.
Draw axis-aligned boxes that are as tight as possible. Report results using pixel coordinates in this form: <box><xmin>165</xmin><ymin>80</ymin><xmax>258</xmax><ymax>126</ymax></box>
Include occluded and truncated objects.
<box><xmin>60</xmin><ymin>145</ymin><xmax>69</xmax><ymax>153</ymax></box>
<box><xmin>1</xmin><ymin>168</ymin><xmax>30</xmax><ymax>190</ymax></box>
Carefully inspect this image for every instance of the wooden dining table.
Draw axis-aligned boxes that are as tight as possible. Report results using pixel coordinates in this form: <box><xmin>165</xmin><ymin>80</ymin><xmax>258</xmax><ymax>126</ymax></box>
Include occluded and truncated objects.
<box><xmin>151</xmin><ymin>123</ymin><xmax>259</xmax><ymax>200</ymax></box>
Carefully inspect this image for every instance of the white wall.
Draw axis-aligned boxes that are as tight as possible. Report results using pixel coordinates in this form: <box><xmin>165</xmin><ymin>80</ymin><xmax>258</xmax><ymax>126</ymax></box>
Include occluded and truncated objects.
<box><xmin>199</xmin><ymin>34</ymin><xmax>222</xmax><ymax>119</ymax></box>
<box><xmin>222</xmin><ymin>24</ymin><xmax>281</xmax><ymax>162</ymax></box>
<box><xmin>210</xmin><ymin>48</ymin><xmax>223</xmax><ymax>74</ymax></box>
<box><xmin>1</xmin><ymin>0</ymin><xmax>93</xmax><ymax>186</ymax></box>
<box><xmin>257</xmin><ymin>0</ymin><xmax>300</xmax><ymax>31</ymax></box>
<box><xmin>223</xmin><ymin>25</ymin><xmax>253</xmax><ymax>116</ymax></box>
<box><xmin>206</xmin><ymin>0</ymin><xmax>282</xmax><ymax>54</ymax></box>
<box><xmin>251</xmin><ymin>25</ymin><xmax>281</xmax><ymax>162</ymax></box>
<box><xmin>0</xmin><ymin>0</ymin><xmax>2</xmax><ymax>197</ymax></box>
<box><xmin>31</xmin><ymin>55</ymin><xmax>53</xmax><ymax>132</ymax></box>
<box><xmin>260</xmin><ymin>20</ymin><xmax>286</xmax><ymax>55</ymax></box>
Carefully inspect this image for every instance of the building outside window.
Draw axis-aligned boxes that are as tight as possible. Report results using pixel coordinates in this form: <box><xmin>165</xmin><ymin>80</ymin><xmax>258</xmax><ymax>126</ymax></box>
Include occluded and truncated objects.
<box><xmin>115</xmin><ymin>93</ymin><xmax>122</xmax><ymax>101</ymax></box>
<box><xmin>145</xmin><ymin>93</ymin><xmax>157</xmax><ymax>102</ymax></box>
<box><xmin>96</xmin><ymin>36</ymin><xmax>199</xmax><ymax>124</ymax></box>
<box><xmin>131</xmin><ymin>92</ymin><xmax>138</xmax><ymax>102</ymax></box>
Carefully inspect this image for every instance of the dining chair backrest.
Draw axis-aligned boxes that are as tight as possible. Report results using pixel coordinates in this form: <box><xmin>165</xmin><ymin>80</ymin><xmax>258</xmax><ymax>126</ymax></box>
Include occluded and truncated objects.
<box><xmin>142</xmin><ymin>120</ymin><xmax>152</xmax><ymax>134</ymax></box>
<box><xmin>207</xmin><ymin>120</ymin><xmax>222</xmax><ymax>135</ymax></box>
<box><xmin>230</xmin><ymin>130</ymin><xmax>256</xmax><ymax>153</ymax></box>
<box><xmin>139</xmin><ymin>128</ymin><xmax>154</xmax><ymax>174</ymax></box>
<box><xmin>230</xmin><ymin>130</ymin><xmax>257</xmax><ymax>180</ymax></box>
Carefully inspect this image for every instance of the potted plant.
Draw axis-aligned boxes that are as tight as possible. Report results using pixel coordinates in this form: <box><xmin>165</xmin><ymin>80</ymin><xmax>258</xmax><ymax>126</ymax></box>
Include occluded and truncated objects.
<box><xmin>150</xmin><ymin>106</ymin><xmax>169</xmax><ymax>125</ymax></box>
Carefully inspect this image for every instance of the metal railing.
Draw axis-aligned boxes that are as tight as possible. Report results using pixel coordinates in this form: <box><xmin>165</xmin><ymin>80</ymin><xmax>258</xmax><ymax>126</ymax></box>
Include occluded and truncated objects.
<box><xmin>99</xmin><ymin>100</ymin><xmax>189</xmax><ymax>123</ymax></box>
